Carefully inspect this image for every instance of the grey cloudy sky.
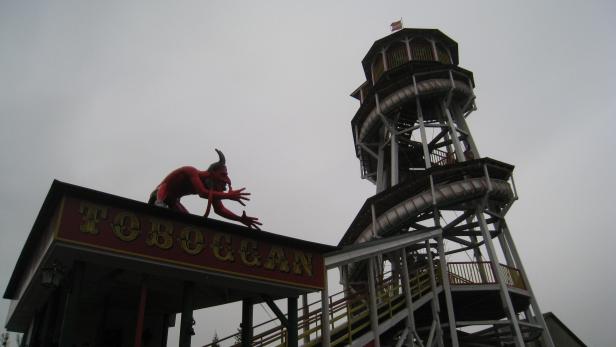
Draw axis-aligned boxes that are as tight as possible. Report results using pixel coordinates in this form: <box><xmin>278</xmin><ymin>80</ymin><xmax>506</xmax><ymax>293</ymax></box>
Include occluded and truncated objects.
<box><xmin>1</xmin><ymin>1</ymin><xmax>615</xmax><ymax>346</ymax></box>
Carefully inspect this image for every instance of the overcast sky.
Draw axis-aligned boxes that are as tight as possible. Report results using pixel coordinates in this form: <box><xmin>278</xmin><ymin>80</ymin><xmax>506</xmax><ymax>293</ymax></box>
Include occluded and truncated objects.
<box><xmin>1</xmin><ymin>1</ymin><xmax>615</xmax><ymax>346</ymax></box>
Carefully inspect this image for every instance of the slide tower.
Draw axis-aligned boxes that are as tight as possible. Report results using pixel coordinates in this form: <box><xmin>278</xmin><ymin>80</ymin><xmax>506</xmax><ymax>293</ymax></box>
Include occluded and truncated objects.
<box><xmin>338</xmin><ymin>28</ymin><xmax>555</xmax><ymax>347</ymax></box>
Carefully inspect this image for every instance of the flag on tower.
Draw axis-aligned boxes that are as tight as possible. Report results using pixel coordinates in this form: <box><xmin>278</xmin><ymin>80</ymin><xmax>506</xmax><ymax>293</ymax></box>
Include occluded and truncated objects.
<box><xmin>390</xmin><ymin>19</ymin><xmax>403</xmax><ymax>32</ymax></box>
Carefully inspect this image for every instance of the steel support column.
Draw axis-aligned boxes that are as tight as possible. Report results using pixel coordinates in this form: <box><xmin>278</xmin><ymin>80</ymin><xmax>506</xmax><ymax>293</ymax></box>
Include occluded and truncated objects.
<box><xmin>376</xmin><ymin>139</ymin><xmax>386</xmax><ymax>192</ymax></box>
<box><xmin>414</xmin><ymin>80</ymin><xmax>432</xmax><ymax>169</ymax></box>
<box><xmin>497</xmin><ymin>231</ymin><xmax>515</xmax><ymax>267</ymax></box>
<box><xmin>320</xmin><ymin>271</ymin><xmax>331</xmax><ymax>347</ymax></box>
<box><xmin>475</xmin><ymin>208</ymin><xmax>525</xmax><ymax>347</ymax></box>
<box><xmin>367</xmin><ymin>258</ymin><xmax>381</xmax><ymax>347</ymax></box>
<box><xmin>502</xmin><ymin>224</ymin><xmax>555</xmax><ymax>347</ymax></box>
<box><xmin>441</xmin><ymin>100</ymin><xmax>466</xmax><ymax>162</ymax></box>
<box><xmin>425</xmin><ymin>241</ymin><xmax>444</xmax><ymax>347</ymax></box>
<box><xmin>399</xmin><ymin>249</ymin><xmax>417</xmax><ymax>347</ymax></box>
<box><xmin>452</xmin><ymin>103</ymin><xmax>480</xmax><ymax>158</ymax></box>
<box><xmin>437</xmin><ymin>237</ymin><xmax>459</xmax><ymax>347</ymax></box>
<box><xmin>391</xmin><ymin>129</ymin><xmax>399</xmax><ymax>186</ymax></box>
<box><xmin>467</xmin><ymin>216</ymin><xmax>489</xmax><ymax>282</ymax></box>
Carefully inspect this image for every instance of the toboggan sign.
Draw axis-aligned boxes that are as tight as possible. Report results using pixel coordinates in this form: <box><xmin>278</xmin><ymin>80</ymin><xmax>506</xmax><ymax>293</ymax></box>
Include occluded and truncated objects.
<box><xmin>53</xmin><ymin>195</ymin><xmax>326</xmax><ymax>290</ymax></box>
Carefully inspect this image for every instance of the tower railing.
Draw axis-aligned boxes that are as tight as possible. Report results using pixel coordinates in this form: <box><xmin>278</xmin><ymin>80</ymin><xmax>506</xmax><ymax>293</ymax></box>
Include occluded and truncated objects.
<box><xmin>430</xmin><ymin>148</ymin><xmax>456</xmax><ymax>167</ymax></box>
<box><xmin>446</xmin><ymin>261</ymin><xmax>525</xmax><ymax>289</ymax></box>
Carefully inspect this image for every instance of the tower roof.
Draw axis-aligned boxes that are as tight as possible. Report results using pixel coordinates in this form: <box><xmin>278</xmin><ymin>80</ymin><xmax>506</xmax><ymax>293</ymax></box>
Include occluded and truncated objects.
<box><xmin>361</xmin><ymin>28</ymin><xmax>459</xmax><ymax>75</ymax></box>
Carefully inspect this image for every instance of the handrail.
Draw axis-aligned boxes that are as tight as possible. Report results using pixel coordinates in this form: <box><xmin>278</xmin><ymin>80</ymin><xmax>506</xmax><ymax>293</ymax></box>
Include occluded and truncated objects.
<box><xmin>203</xmin><ymin>262</ymin><xmax>525</xmax><ymax>347</ymax></box>
<box><xmin>430</xmin><ymin>148</ymin><xmax>456</xmax><ymax>167</ymax></box>
<box><xmin>447</xmin><ymin>261</ymin><xmax>526</xmax><ymax>289</ymax></box>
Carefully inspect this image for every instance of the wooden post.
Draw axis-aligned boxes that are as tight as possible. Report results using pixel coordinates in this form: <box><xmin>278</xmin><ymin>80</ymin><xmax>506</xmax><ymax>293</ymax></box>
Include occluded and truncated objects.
<box><xmin>287</xmin><ymin>296</ymin><xmax>298</xmax><ymax>347</ymax></box>
<box><xmin>241</xmin><ymin>298</ymin><xmax>254</xmax><ymax>347</ymax></box>
<box><xmin>302</xmin><ymin>294</ymin><xmax>310</xmax><ymax>343</ymax></box>
<box><xmin>179</xmin><ymin>281</ymin><xmax>195</xmax><ymax>347</ymax></box>
<box><xmin>133</xmin><ymin>279</ymin><xmax>148</xmax><ymax>347</ymax></box>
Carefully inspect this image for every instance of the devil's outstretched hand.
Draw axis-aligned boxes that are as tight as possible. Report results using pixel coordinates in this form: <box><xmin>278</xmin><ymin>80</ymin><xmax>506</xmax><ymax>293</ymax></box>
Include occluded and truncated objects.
<box><xmin>225</xmin><ymin>187</ymin><xmax>251</xmax><ymax>206</ymax></box>
<box><xmin>240</xmin><ymin>211</ymin><xmax>262</xmax><ymax>230</ymax></box>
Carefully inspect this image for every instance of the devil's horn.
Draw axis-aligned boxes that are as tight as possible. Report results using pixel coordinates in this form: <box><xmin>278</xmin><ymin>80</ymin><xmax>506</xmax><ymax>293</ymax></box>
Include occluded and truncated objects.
<box><xmin>214</xmin><ymin>149</ymin><xmax>226</xmax><ymax>165</ymax></box>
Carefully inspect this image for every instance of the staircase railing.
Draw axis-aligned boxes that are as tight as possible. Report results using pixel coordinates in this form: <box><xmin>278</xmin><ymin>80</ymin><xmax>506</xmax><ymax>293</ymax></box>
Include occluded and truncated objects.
<box><xmin>202</xmin><ymin>262</ymin><xmax>525</xmax><ymax>347</ymax></box>
<box><xmin>430</xmin><ymin>148</ymin><xmax>456</xmax><ymax>167</ymax></box>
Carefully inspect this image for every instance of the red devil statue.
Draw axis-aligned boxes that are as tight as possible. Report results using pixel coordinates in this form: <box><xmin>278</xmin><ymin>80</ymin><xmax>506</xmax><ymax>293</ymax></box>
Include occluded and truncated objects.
<box><xmin>148</xmin><ymin>149</ymin><xmax>261</xmax><ymax>230</ymax></box>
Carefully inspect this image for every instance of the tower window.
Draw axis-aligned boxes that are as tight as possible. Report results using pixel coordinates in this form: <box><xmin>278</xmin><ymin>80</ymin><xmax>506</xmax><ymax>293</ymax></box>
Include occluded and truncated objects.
<box><xmin>372</xmin><ymin>55</ymin><xmax>385</xmax><ymax>82</ymax></box>
<box><xmin>386</xmin><ymin>42</ymin><xmax>409</xmax><ymax>70</ymax></box>
<box><xmin>410</xmin><ymin>39</ymin><xmax>434</xmax><ymax>61</ymax></box>
<box><xmin>436</xmin><ymin>44</ymin><xmax>452</xmax><ymax>64</ymax></box>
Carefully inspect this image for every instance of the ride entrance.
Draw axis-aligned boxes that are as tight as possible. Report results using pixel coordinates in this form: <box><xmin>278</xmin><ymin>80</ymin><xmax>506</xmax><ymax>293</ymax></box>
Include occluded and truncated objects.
<box><xmin>3</xmin><ymin>181</ymin><xmax>334</xmax><ymax>347</ymax></box>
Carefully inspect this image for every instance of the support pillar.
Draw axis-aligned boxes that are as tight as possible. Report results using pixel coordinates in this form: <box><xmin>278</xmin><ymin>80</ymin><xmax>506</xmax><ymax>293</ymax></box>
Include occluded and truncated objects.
<box><xmin>179</xmin><ymin>281</ymin><xmax>195</xmax><ymax>347</ymax></box>
<box><xmin>391</xmin><ymin>129</ymin><xmax>399</xmax><ymax>186</ymax></box>
<box><xmin>399</xmin><ymin>249</ymin><xmax>417</xmax><ymax>347</ymax></box>
<box><xmin>241</xmin><ymin>298</ymin><xmax>254</xmax><ymax>347</ymax></box>
<box><xmin>320</xmin><ymin>270</ymin><xmax>331</xmax><ymax>347</ymax></box>
<box><xmin>376</xmin><ymin>137</ymin><xmax>386</xmax><ymax>193</ymax></box>
<box><xmin>452</xmin><ymin>103</ymin><xmax>480</xmax><ymax>158</ymax></box>
<box><xmin>441</xmin><ymin>100</ymin><xmax>466</xmax><ymax>162</ymax></box>
<box><xmin>437</xmin><ymin>237</ymin><xmax>459</xmax><ymax>347</ymax></box>
<box><xmin>497</xmin><ymin>231</ymin><xmax>515</xmax><ymax>267</ymax></box>
<box><xmin>367</xmin><ymin>258</ymin><xmax>381</xmax><ymax>347</ymax></box>
<box><xmin>302</xmin><ymin>294</ymin><xmax>310</xmax><ymax>344</ymax></box>
<box><xmin>134</xmin><ymin>279</ymin><xmax>148</xmax><ymax>347</ymax></box>
<box><xmin>425</xmin><ymin>241</ymin><xmax>444</xmax><ymax>347</ymax></box>
<box><xmin>415</xmin><ymin>88</ymin><xmax>431</xmax><ymax>169</ymax></box>
<box><xmin>502</xmin><ymin>224</ymin><xmax>555</xmax><ymax>347</ymax></box>
<box><xmin>468</xmin><ymin>216</ymin><xmax>489</xmax><ymax>282</ymax></box>
<box><xmin>390</xmin><ymin>253</ymin><xmax>401</xmax><ymax>295</ymax></box>
<box><xmin>476</xmin><ymin>208</ymin><xmax>525</xmax><ymax>347</ymax></box>
<box><xmin>58</xmin><ymin>261</ymin><xmax>84</xmax><ymax>347</ymax></box>
<box><xmin>288</xmin><ymin>296</ymin><xmax>299</xmax><ymax>347</ymax></box>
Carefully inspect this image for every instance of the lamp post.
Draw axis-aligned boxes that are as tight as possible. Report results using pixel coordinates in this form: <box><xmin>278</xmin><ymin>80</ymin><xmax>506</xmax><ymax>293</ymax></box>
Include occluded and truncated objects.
<box><xmin>41</xmin><ymin>262</ymin><xmax>64</xmax><ymax>288</ymax></box>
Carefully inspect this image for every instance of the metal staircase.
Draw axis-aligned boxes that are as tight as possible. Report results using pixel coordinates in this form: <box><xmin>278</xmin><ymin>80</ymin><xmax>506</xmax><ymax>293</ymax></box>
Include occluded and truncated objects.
<box><xmin>203</xmin><ymin>237</ymin><xmax>542</xmax><ymax>347</ymax></box>
<box><xmin>203</xmin><ymin>229</ymin><xmax>543</xmax><ymax>347</ymax></box>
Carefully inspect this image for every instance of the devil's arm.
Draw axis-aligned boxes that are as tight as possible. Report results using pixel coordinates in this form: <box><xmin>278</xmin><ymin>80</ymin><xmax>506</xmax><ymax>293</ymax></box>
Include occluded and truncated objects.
<box><xmin>211</xmin><ymin>200</ymin><xmax>239</xmax><ymax>220</ymax></box>
<box><xmin>212</xmin><ymin>200</ymin><xmax>261</xmax><ymax>229</ymax></box>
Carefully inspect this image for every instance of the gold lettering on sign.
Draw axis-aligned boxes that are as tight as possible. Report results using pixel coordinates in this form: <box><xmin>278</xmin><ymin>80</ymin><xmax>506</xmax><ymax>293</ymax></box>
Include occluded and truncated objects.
<box><xmin>292</xmin><ymin>251</ymin><xmax>313</xmax><ymax>276</ymax></box>
<box><xmin>78</xmin><ymin>202</ymin><xmax>108</xmax><ymax>235</ymax></box>
<box><xmin>179</xmin><ymin>227</ymin><xmax>205</xmax><ymax>255</ymax></box>
<box><xmin>212</xmin><ymin>233</ymin><xmax>235</xmax><ymax>262</ymax></box>
<box><xmin>239</xmin><ymin>239</ymin><xmax>261</xmax><ymax>267</ymax></box>
<box><xmin>264</xmin><ymin>246</ymin><xmax>290</xmax><ymax>272</ymax></box>
<box><xmin>146</xmin><ymin>219</ymin><xmax>174</xmax><ymax>249</ymax></box>
<box><xmin>110</xmin><ymin>211</ymin><xmax>140</xmax><ymax>242</ymax></box>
